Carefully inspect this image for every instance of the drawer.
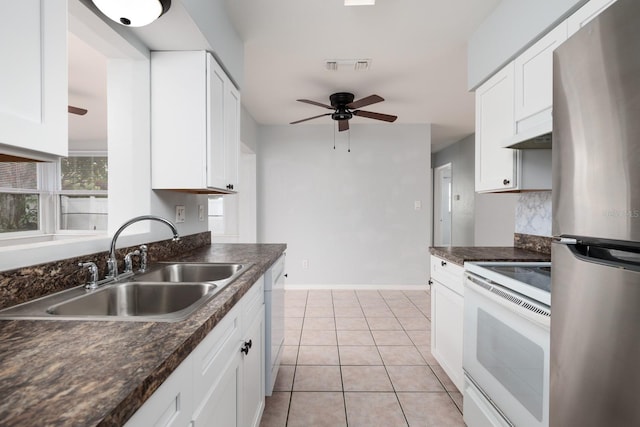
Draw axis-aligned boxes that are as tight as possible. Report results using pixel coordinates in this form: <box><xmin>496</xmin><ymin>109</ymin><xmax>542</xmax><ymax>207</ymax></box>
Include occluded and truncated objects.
<box><xmin>242</xmin><ymin>275</ymin><xmax>264</xmax><ymax>322</ymax></box>
<box><xmin>431</xmin><ymin>255</ymin><xmax>464</xmax><ymax>295</ymax></box>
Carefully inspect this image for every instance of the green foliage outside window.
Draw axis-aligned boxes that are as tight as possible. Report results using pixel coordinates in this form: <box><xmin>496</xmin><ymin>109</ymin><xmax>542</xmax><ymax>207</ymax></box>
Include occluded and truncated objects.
<box><xmin>61</xmin><ymin>157</ymin><xmax>108</xmax><ymax>191</ymax></box>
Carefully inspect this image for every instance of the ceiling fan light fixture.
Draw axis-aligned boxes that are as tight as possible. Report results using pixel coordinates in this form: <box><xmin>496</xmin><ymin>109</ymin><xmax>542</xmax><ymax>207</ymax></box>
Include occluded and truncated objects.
<box><xmin>91</xmin><ymin>0</ymin><xmax>171</xmax><ymax>27</ymax></box>
<box><xmin>344</xmin><ymin>0</ymin><xmax>375</xmax><ymax>6</ymax></box>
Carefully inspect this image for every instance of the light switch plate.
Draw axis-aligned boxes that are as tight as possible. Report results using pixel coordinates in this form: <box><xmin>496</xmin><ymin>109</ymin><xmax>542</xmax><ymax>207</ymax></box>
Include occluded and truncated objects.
<box><xmin>198</xmin><ymin>205</ymin><xmax>205</xmax><ymax>222</ymax></box>
<box><xmin>175</xmin><ymin>205</ymin><xmax>186</xmax><ymax>223</ymax></box>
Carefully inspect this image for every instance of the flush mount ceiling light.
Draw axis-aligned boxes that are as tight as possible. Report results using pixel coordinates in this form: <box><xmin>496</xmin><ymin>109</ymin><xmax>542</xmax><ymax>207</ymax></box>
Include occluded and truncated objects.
<box><xmin>344</xmin><ymin>0</ymin><xmax>375</xmax><ymax>5</ymax></box>
<box><xmin>92</xmin><ymin>0</ymin><xmax>171</xmax><ymax>27</ymax></box>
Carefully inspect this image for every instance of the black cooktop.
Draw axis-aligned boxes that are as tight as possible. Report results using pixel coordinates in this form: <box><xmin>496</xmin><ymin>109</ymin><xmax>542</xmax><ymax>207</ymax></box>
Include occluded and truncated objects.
<box><xmin>484</xmin><ymin>266</ymin><xmax>552</xmax><ymax>293</ymax></box>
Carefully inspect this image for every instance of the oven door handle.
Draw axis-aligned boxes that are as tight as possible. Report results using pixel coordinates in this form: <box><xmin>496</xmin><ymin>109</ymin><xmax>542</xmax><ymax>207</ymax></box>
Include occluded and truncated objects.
<box><xmin>465</xmin><ymin>273</ymin><xmax>551</xmax><ymax>328</ymax></box>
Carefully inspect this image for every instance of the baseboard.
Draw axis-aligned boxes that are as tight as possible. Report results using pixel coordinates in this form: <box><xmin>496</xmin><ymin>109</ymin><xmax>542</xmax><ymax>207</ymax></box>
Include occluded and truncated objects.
<box><xmin>284</xmin><ymin>283</ymin><xmax>430</xmax><ymax>291</ymax></box>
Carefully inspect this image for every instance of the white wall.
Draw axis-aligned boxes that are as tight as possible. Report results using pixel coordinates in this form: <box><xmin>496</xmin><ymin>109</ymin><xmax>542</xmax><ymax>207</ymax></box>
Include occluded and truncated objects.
<box><xmin>258</xmin><ymin>124</ymin><xmax>431</xmax><ymax>287</ymax></box>
<box><xmin>179</xmin><ymin>0</ymin><xmax>244</xmax><ymax>87</ymax></box>
<box><xmin>468</xmin><ymin>0</ymin><xmax>587</xmax><ymax>89</ymax></box>
<box><xmin>474</xmin><ymin>192</ymin><xmax>519</xmax><ymax>246</ymax></box>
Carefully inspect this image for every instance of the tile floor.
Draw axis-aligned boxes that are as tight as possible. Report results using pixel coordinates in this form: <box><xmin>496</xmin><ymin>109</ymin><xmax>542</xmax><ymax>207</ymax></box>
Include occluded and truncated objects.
<box><xmin>260</xmin><ymin>289</ymin><xmax>464</xmax><ymax>427</ymax></box>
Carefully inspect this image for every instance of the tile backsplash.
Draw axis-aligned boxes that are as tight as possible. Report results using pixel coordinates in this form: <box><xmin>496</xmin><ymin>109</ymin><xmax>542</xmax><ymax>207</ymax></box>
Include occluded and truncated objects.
<box><xmin>515</xmin><ymin>191</ymin><xmax>552</xmax><ymax>237</ymax></box>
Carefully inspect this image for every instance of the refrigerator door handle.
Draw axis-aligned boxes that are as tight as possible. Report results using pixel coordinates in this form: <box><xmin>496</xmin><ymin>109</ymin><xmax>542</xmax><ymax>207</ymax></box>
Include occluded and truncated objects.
<box><xmin>559</xmin><ymin>241</ymin><xmax>640</xmax><ymax>272</ymax></box>
<box><xmin>553</xmin><ymin>237</ymin><xmax>578</xmax><ymax>245</ymax></box>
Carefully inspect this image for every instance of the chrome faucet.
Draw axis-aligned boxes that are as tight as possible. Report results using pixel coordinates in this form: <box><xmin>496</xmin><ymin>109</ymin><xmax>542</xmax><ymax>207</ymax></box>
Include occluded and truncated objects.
<box><xmin>106</xmin><ymin>215</ymin><xmax>180</xmax><ymax>279</ymax></box>
<box><xmin>79</xmin><ymin>262</ymin><xmax>99</xmax><ymax>289</ymax></box>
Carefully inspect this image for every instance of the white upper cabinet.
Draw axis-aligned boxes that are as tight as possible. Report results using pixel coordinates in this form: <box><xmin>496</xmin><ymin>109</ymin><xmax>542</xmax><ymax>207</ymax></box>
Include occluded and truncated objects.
<box><xmin>0</xmin><ymin>0</ymin><xmax>68</xmax><ymax>161</ymax></box>
<box><xmin>151</xmin><ymin>51</ymin><xmax>240</xmax><ymax>192</ymax></box>
<box><xmin>567</xmin><ymin>0</ymin><xmax>618</xmax><ymax>37</ymax></box>
<box><xmin>475</xmin><ymin>63</ymin><xmax>517</xmax><ymax>192</ymax></box>
<box><xmin>514</xmin><ymin>23</ymin><xmax>567</xmax><ymax>124</ymax></box>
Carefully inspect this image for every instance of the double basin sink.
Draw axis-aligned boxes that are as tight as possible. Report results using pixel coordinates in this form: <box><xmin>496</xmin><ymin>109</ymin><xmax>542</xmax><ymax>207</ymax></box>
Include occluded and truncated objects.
<box><xmin>0</xmin><ymin>263</ymin><xmax>248</xmax><ymax>322</ymax></box>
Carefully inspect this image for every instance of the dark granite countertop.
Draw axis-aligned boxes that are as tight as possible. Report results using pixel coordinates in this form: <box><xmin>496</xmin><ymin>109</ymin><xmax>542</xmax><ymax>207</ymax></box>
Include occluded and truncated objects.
<box><xmin>429</xmin><ymin>246</ymin><xmax>550</xmax><ymax>267</ymax></box>
<box><xmin>0</xmin><ymin>243</ymin><xmax>286</xmax><ymax>427</ymax></box>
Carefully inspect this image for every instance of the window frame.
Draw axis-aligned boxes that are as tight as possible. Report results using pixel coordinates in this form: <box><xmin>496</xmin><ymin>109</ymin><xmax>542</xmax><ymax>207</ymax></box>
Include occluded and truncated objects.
<box><xmin>0</xmin><ymin>151</ymin><xmax>109</xmax><ymax>242</ymax></box>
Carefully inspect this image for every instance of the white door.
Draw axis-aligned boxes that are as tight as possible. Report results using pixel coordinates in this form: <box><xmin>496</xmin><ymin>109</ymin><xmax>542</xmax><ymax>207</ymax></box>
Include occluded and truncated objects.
<box><xmin>433</xmin><ymin>164</ymin><xmax>452</xmax><ymax>246</ymax></box>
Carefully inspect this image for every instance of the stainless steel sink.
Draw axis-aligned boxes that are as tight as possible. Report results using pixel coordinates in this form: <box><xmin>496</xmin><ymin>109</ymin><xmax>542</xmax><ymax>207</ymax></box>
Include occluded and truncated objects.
<box><xmin>47</xmin><ymin>282</ymin><xmax>217</xmax><ymax>319</ymax></box>
<box><xmin>135</xmin><ymin>262</ymin><xmax>244</xmax><ymax>283</ymax></box>
<box><xmin>0</xmin><ymin>262</ymin><xmax>249</xmax><ymax>322</ymax></box>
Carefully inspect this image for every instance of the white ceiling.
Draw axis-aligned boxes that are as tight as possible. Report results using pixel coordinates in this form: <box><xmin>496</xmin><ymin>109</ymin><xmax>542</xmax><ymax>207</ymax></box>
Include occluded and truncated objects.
<box><xmin>68</xmin><ymin>0</ymin><xmax>501</xmax><ymax>152</ymax></box>
<box><xmin>224</xmin><ymin>0</ymin><xmax>501</xmax><ymax>152</ymax></box>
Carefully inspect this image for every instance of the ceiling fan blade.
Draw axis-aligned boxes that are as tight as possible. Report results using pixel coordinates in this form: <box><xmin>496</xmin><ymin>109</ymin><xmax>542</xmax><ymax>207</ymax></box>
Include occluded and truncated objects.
<box><xmin>338</xmin><ymin>119</ymin><xmax>349</xmax><ymax>132</ymax></box>
<box><xmin>347</xmin><ymin>94</ymin><xmax>384</xmax><ymax>110</ymax></box>
<box><xmin>68</xmin><ymin>105</ymin><xmax>88</xmax><ymax>116</ymax></box>
<box><xmin>297</xmin><ymin>99</ymin><xmax>333</xmax><ymax>109</ymax></box>
<box><xmin>353</xmin><ymin>110</ymin><xmax>398</xmax><ymax>122</ymax></box>
<box><xmin>290</xmin><ymin>113</ymin><xmax>332</xmax><ymax>124</ymax></box>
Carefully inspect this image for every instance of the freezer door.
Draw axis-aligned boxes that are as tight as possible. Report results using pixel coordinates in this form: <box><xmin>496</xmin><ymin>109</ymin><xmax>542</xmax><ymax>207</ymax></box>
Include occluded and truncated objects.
<box><xmin>553</xmin><ymin>0</ymin><xmax>640</xmax><ymax>241</ymax></box>
<box><xmin>551</xmin><ymin>242</ymin><xmax>640</xmax><ymax>426</ymax></box>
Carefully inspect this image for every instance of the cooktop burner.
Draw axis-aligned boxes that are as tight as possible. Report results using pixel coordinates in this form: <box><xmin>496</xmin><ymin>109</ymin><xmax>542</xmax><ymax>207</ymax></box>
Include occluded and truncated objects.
<box><xmin>484</xmin><ymin>266</ymin><xmax>551</xmax><ymax>293</ymax></box>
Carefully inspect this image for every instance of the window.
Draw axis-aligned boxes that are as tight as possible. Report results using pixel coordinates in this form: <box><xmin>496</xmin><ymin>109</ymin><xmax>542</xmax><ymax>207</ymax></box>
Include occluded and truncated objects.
<box><xmin>59</xmin><ymin>155</ymin><xmax>108</xmax><ymax>231</ymax></box>
<box><xmin>0</xmin><ymin>162</ymin><xmax>40</xmax><ymax>233</ymax></box>
<box><xmin>0</xmin><ymin>154</ymin><xmax>108</xmax><ymax>237</ymax></box>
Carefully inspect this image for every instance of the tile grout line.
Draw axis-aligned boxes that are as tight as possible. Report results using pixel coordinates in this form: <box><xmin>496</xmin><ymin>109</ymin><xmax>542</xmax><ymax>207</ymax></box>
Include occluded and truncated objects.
<box><xmin>283</xmin><ymin>290</ymin><xmax>308</xmax><ymax>427</ymax></box>
<box><xmin>332</xmin><ymin>290</ymin><xmax>350</xmax><ymax>427</ymax></box>
<box><xmin>279</xmin><ymin>289</ymin><xmax>455</xmax><ymax>427</ymax></box>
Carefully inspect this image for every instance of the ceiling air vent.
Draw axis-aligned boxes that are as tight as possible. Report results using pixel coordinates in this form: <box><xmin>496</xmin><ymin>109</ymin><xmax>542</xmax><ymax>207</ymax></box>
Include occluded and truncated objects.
<box><xmin>325</xmin><ymin>59</ymin><xmax>372</xmax><ymax>72</ymax></box>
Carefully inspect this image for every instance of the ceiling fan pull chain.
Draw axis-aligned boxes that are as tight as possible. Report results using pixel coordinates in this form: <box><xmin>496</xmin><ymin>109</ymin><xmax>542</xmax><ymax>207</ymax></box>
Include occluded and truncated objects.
<box><xmin>333</xmin><ymin>121</ymin><xmax>336</xmax><ymax>149</ymax></box>
<box><xmin>348</xmin><ymin>128</ymin><xmax>351</xmax><ymax>153</ymax></box>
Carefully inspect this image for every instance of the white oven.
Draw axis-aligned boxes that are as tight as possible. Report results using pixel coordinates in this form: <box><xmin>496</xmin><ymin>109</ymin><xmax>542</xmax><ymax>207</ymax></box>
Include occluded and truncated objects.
<box><xmin>463</xmin><ymin>263</ymin><xmax>551</xmax><ymax>427</ymax></box>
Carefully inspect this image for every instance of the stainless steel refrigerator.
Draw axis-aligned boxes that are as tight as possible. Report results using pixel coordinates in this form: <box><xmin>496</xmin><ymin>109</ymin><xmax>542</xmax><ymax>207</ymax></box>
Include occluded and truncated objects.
<box><xmin>551</xmin><ymin>0</ymin><xmax>640</xmax><ymax>425</ymax></box>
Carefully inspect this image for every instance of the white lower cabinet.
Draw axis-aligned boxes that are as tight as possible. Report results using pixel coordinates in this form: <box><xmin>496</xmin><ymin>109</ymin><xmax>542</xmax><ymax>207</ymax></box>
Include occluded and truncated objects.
<box><xmin>125</xmin><ymin>276</ymin><xmax>265</xmax><ymax>427</ymax></box>
<box><xmin>430</xmin><ymin>255</ymin><xmax>464</xmax><ymax>392</ymax></box>
<box><xmin>240</xmin><ymin>305</ymin><xmax>265</xmax><ymax>427</ymax></box>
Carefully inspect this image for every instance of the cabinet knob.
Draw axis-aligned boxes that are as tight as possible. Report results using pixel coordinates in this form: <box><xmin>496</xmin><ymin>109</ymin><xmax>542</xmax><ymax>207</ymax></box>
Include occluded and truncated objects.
<box><xmin>240</xmin><ymin>339</ymin><xmax>252</xmax><ymax>355</ymax></box>
<box><xmin>284</xmin><ymin>274</ymin><xmax>288</xmax><ymax>278</ymax></box>
<box><xmin>503</xmin><ymin>178</ymin><xmax>511</xmax><ymax>185</ymax></box>
<box><xmin>441</xmin><ymin>260</ymin><xmax>447</xmax><ymax>267</ymax></box>
<box><xmin>428</xmin><ymin>279</ymin><xmax>433</xmax><ymax>286</ymax></box>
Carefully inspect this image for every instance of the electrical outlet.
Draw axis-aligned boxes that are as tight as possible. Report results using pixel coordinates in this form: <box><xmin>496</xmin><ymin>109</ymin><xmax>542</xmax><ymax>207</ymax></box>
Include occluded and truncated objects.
<box><xmin>198</xmin><ymin>205</ymin><xmax>205</xmax><ymax>222</ymax></box>
<box><xmin>414</xmin><ymin>200</ymin><xmax>422</xmax><ymax>210</ymax></box>
<box><xmin>302</xmin><ymin>259</ymin><xmax>309</xmax><ymax>269</ymax></box>
<box><xmin>175</xmin><ymin>205</ymin><xmax>186</xmax><ymax>223</ymax></box>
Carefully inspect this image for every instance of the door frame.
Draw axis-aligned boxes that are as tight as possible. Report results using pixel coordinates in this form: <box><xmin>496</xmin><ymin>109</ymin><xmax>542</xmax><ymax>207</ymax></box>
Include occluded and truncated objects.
<box><xmin>433</xmin><ymin>163</ymin><xmax>452</xmax><ymax>246</ymax></box>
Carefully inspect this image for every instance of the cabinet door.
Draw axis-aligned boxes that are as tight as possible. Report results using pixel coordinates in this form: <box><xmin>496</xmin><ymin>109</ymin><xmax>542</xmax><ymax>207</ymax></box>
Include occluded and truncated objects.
<box><xmin>241</xmin><ymin>305</ymin><xmax>265</xmax><ymax>427</ymax></box>
<box><xmin>514</xmin><ymin>23</ymin><xmax>567</xmax><ymax>122</ymax></box>
<box><xmin>431</xmin><ymin>280</ymin><xmax>463</xmax><ymax>392</ymax></box>
<box><xmin>192</xmin><ymin>354</ymin><xmax>241</xmax><ymax>427</ymax></box>
<box><xmin>0</xmin><ymin>0</ymin><xmax>67</xmax><ymax>160</ymax></box>
<box><xmin>567</xmin><ymin>0</ymin><xmax>617</xmax><ymax>37</ymax></box>
<box><xmin>475</xmin><ymin>63</ymin><xmax>517</xmax><ymax>192</ymax></box>
<box><xmin>151</xmin><ymin>51</ymin><xmax>208</xmax><ymax>189</ymax></box>
<box><xmin>206</xmin><ymin>53</ymin><xmax>227</xmax><ymax>189</ymax></box>
<box><xmin>224</xmin><ymin>83</ymin><xmax>241</xmax><ymax>191</ymax></box>
<box><xmin>124</xmin><ymin>354</ymin><xmax>194</xmax><ymax>427</ymax></box>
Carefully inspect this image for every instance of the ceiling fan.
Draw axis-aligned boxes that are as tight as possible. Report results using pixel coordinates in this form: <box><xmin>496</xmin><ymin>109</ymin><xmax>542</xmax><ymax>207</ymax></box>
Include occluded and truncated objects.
<box><xmin>290</xmin><ymin>92</ymin><xmax>397</xmax><ymax>132</ymax></box>
<box><xmin>68</xmin><ymin>105</ymin><xmax>88</xmax><ymax>116</ymax></box>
